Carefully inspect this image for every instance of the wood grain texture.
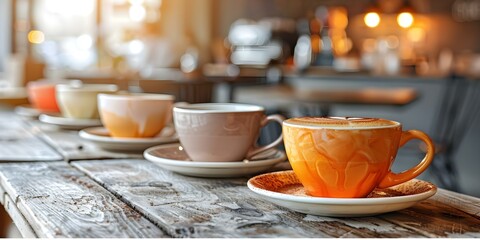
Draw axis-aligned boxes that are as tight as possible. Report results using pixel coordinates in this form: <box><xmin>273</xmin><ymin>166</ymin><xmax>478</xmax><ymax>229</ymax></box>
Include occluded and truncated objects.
<box><xmin>0</xmin><ymin>184</ymin><xmax>5</xmax><ymax>205</ymax></box>
<box><xmin>73</xmin><ymin>159</ymin><xmax>480</xmax><ymax>238</ymax></box>
<box><xmin>28</xmin><ymin>120</ymin><xmax>142</xmax><ymax>161</ymax></box>
<box><xmin>0</xmin><ymin>162</ymin><xmax>166</xmax><ymax>238</ymax></box>
<box><xmin>3</xmin><ymin>194</ymin><xmax>36</xmax><ymax>238</ymax></box>
<box><xmin>0</xmin><ymin>117</ymin><xmax>63</xmax><ymax>161</ymax></box>
<box><xmin>432</xmin><ymin>189</ymin><xmax>480</xmax><ymax>217</ymax></box>
<box><xmin>0</xmin><ymin>185</ymin><xmax>9</xmax><ymax>238</ymax></box>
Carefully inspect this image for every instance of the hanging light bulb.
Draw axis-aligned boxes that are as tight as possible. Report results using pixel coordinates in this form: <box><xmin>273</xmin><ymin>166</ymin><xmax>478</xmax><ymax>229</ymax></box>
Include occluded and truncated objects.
<box><xmin>397</xmin><ymin>1</ymin><xmax>415</xmax><ymax>28</ymax></box>
<box><xmin>397</xmin><ymin>12</ymin><xmax>414</xmax><ymax>28</ymax></box>
<box><xmin>364</xmin><ymin>12</ymin><xmax>380</xmax><ymax>28</ymax></box>
<box><xmin>28</xmin><ymin>30</ymin><xmax>45</xmax><ymax>44</ymax></box>
<box><xmin>363</xmin><ymin>1</ymin><xmax>381</xmax><ymax>28</ymax></box>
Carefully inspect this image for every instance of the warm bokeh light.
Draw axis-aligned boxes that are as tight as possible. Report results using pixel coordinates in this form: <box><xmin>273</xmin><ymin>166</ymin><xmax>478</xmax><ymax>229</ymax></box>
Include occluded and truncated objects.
<box><xmin>407</xmin><ymin>27</ymin><xmax>426</xmax><ymax>42</ymax></box>
<box><xmin>364</xmin><ymin>12</ymin><xmax>380</xmax><ymax>28</ymax></box>
<box><xmin>332</xmin><ymin>37</ymin><xmax>352</xmax><ymax>56</ymax></box>
<box><xmin>386</xmin><ymin>35</ymin><xmax>399</xmax><ymax>49</ymax></box>
<box><xmin>329</xmin><ymin>7</ymin><xmax>349</xmax><ymax>30</ymax></box>
<box><xmin>310</xmin><ymin>35</ymin><xmax>321</xmax><ymax>53</ymax></box>
<box><xmin>129</xmin><ymin>39</ymin><xmax>144</xmax><ymax>54</ymax></box>
<box><xmin>28</xmin><ymin>30</ymin><xmax>45</xmax><ymax>44</ymax></box>
<box><xmin>76</xmin><ymin>34</ymin><xmax>94</xmax><ymax>50</ymax></box>
<box><xmin>129</xmin><ymin>5</ymin><xmax>146</xmax><ymax>22</ymax></box>
<box><xmin>397</xmin><ymin>12</ymin><xmax>414</xmax><ymax>28</ymax></box>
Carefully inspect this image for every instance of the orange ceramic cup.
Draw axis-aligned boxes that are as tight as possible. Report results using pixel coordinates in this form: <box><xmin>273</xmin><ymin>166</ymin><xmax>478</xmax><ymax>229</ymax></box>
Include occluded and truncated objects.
<box><xmin>98</xmin><ymin>93</ymin><xmax>175</xmax><ymax>138</ymax></box>
<box><xmin>283</xmin><ymin>117</ymin><xmax>435</xmax><ymax>198</ymax></box>
<box><xmin>27</xmin><ymin>81</ymin><xmax>61</xmax><ymax>112</ymax></box>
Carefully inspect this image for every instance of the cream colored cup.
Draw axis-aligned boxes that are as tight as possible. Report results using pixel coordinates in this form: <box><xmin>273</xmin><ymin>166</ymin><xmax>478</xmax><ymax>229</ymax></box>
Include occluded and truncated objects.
<box><xmin>98</xmin><ymin>93</ymin><xmax>175</xmax><ymax>138</ymax></box>
<box><xmin>56</xmin><ymin>84</ymin><xmax>118</xmax><ymax>119</ymax></box>
<box><xmin>173</xmin><ymin>103</ymin><xmax>285</xmax><ymax>162</ymax></box>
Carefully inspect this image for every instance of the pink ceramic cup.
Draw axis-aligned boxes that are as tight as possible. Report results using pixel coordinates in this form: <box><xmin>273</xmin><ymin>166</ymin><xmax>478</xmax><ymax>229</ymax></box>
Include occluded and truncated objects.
<box><xmin>173</xmin><ymin>103</ymin><xmax>285</xmax><ymax>162</ymax></box>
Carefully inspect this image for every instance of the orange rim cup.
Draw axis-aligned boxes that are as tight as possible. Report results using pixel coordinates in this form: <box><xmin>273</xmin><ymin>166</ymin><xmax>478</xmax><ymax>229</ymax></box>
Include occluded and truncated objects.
<box><xmin>283</xmin><ymin>117</ymin><xmax>435</xmax><ymax>198</ymax></box>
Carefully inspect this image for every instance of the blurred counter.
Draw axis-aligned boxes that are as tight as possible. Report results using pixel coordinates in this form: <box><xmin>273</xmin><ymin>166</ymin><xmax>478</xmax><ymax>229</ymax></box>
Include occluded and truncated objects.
<box><xmin>284</xmin><ymin>66</ymin><xmax>450</xmax><ymax>83</ymax></box>
<box><xmin>203</xmin><ymin>64</ymin><xmax>451</xmax><ymax>84</ymax></box>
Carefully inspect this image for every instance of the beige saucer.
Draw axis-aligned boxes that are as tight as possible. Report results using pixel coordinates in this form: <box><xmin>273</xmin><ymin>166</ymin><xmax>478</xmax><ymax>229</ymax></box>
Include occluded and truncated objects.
<box><xmin>39</xmin><ymin>113</ymin><xmax>102</xmax><ymax>130</ymax></box>
<box><xmin>144</xmin><ymin>143</ymin><xmax>287</xmax><ymax>178</ymax></box>
<box><xmin>247</xmin><ymin>170</ymin><xmax>437</xmax><ymax>217</ymax></box>
<box><xmin>79</xmin><ymin>127</ymin><xmax>178</xmax><ymax>152</ymax></box>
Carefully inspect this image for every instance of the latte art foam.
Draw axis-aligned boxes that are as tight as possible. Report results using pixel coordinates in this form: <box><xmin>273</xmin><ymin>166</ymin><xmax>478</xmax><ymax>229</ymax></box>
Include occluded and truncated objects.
<box><xmin>283</xmin><ymin>117</ymin><xmax>400</xmax><ymax>129</ymax></box>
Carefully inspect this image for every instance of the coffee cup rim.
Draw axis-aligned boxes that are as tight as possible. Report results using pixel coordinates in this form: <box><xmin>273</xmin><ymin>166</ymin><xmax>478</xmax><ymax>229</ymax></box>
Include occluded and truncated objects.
<box><xmin>98</xmin><ymin>92</ymin><xmax>175</xmax><ymax>101</ymax></box>
<box><xmin>283</xmin><ymin>117</ymin><xmax>401</xmax><ymax>130</ymax></box>
<box><xmin>28</xmin><ymin>79</ymin><xmax>81</xmax><ymax>88</ymax></box>
<box><xmin>56</xmin><ymin>83</ymin><xmax>118</xmax><ymax>92</ymax></box>
<box><xmin>173</xmin><ymin>103</ymin><xmax>264</xmax><ymax>113</ymax></box>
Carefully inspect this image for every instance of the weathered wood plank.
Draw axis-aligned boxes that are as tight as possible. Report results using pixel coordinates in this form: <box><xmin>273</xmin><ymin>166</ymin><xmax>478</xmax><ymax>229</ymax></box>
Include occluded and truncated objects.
<box><xmin>71</xmin><ymin>159</ymin><xmax>476</xmax><ymax>238</ymax></box>
<box><xmin>0</xmin><ymin>162</ymin><xmax>166</xmax><ymax>238</ymax></box>
<box><xmin>432</xmin><ymin>189</ymin><xmax>480</xmax><ymax>217</ymax></box>
<box><xmin>74</xmin><ymin>160</ymin><xmax>324</xmax><ymax>238</ymax></box>
<box><xmin>0</xmin><ymin>190</ymin><xmax>10</xmax><ymax>238</ymax></box>
<box><xmin>3</xmin><ymin>194</ymin><xmax>36</xmax><ymax>238</ymax></box>
<box><xmin>373</xmin><ymin>189</ymin><xmax>480</xmax><ymax>238</ymax></box>
<box><xmin>278</xmin><ymin>189</ymin><xmax>480</xmax><ymax>238</ymax></box>
<box><xmin>0</xmin><ymin>184</ymin><xmax>8</xmax><ymax>238</ymax></box>
<box><xmin>0</xmin><ymin>184</ymin><xmax>5</xmax><ymax>205</ymax></box>
<box><xmin>378</xmin><ymin>202</ymin><xmax>480</xmax><ymax>238</ymax></box>
<box><xmin>28</xmin><ymin>120</ymin><xmax>142</xmax><ymax>161</ymax></box>
<box><xmin>0</xmin><ymin>117</ymin><xmax>63</xmax><ymax>161</ymax></box>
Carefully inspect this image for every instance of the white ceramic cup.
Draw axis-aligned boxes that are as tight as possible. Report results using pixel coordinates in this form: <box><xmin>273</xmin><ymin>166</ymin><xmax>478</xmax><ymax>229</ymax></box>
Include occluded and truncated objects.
<box><xmin>56</xmin><ymin>83</ymin><xmax>118</xmax><ymax>119</ymax></box>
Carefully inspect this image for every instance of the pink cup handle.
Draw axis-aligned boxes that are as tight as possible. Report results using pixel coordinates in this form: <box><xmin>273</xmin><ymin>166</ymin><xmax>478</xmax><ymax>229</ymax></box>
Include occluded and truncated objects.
<box><xmin>246</xmin><ymin>114</ymin><xmax>285</xmax><ymax>159</ymax></box>
<box><xmin>160</xmin><ymin>102</ymin><xmax>188</xmax><ymax>137</ymax></box>
<box><xmin>159</xmin><ymin>122</ymin><xmax>176</xmax><ymax>137</ymax></box>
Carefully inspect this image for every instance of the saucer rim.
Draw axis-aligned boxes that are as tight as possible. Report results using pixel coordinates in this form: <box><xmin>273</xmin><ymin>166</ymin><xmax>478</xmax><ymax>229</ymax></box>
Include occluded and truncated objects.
<box><xmin>247</xmin><ymin>170</ymin><xmax>437</xmax><ymax>205</ymax></box>
<box><xmin>15</xmin><ymin>105</ymin><xmax>56</xmax><ymax>117</ymax></box>
<box><xmin>79</xmin><ymin>127</ymin><xmax>178</xmax><ymax>144</ymax></box>
<box><xmin>144</xmin><ymin>143</ymin><xmax>287</xmax><ymax>168</ymax></box>
<box><xmin>39</xmin><ymin>113</ymin><xmax>102</xmax><ymax>126</ymax></box>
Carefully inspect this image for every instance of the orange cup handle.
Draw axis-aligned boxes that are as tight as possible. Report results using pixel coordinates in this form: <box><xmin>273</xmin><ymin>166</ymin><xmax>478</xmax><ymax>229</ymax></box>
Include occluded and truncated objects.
<box><xmin>246</xmin><ymin>114</ymin><xmax>285</xmax><ymax>159</ymax></box>
<box><xmin>378</xmin><ymin>130</ymin><xmax>435</xmax><ymax>189</ymax></box>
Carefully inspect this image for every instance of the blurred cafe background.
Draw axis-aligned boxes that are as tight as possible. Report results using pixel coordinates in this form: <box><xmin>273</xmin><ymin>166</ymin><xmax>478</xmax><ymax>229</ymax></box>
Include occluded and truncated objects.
<box><xmin>0</xmin><ymin>0</ymin><xmax>479</xmax><ymax>197</ymax></box>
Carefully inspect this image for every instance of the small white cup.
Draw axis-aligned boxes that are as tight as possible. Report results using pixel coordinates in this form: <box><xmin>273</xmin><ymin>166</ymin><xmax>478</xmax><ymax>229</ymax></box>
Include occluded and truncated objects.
<box><xmin>56</xmin><ymin>83</ymin><xmax>118</xmax><ymax>119</ymax></box>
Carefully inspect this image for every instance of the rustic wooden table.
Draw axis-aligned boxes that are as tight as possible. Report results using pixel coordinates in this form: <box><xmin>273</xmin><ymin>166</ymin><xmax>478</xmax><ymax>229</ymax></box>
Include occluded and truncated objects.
<box><xmin>0</xmin><ymin>110</ymin><xmax>479</xmax><ymax>238</ymax></box>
